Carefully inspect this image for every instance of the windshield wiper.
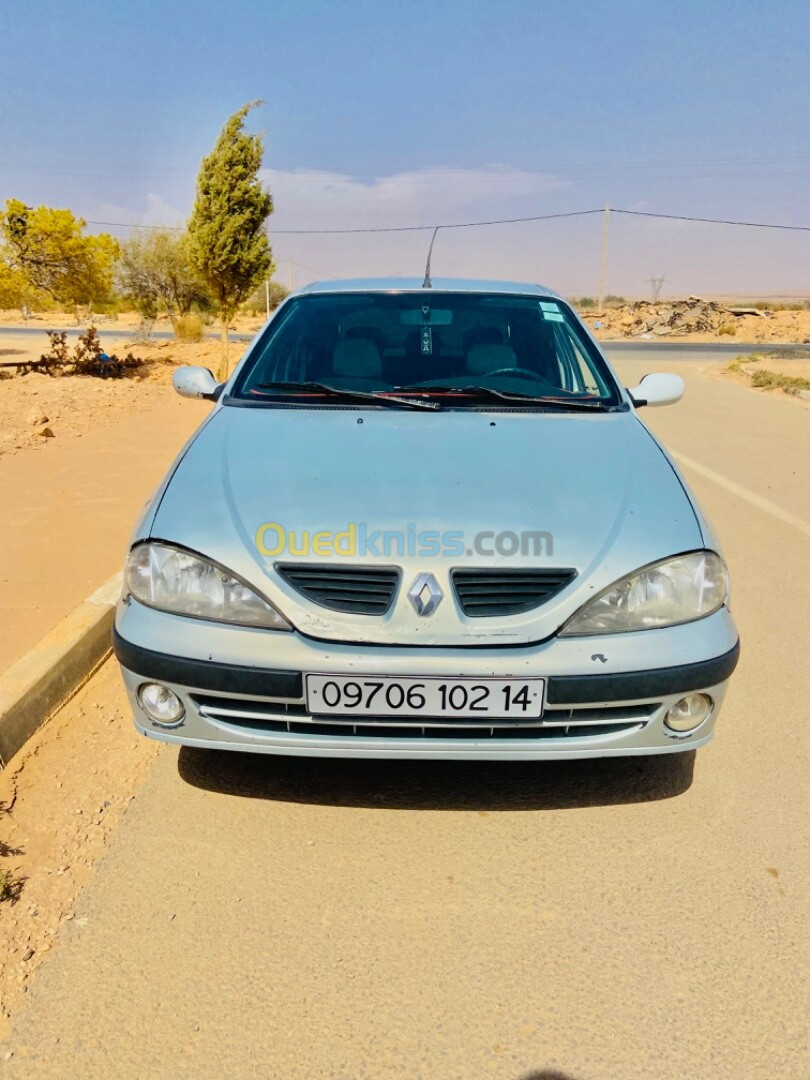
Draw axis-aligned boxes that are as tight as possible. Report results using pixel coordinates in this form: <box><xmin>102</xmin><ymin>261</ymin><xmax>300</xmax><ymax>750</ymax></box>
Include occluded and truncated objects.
<box><xmin>254</xmin><ymin>381</ymin><xmax>440</xmax><ymax>411</ymax></box>
<box><xmin>393</xmin><ymin>385</ymin><xmax>607</xmax><ymax>410</ymax></box>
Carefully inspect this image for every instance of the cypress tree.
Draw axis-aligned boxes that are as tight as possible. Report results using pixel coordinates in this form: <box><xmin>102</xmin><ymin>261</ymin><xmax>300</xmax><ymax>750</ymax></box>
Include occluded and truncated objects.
<box><xmin>188</xmin><ymin>102</ymin><xmax>273</xmax><ymax>378</ymax></box>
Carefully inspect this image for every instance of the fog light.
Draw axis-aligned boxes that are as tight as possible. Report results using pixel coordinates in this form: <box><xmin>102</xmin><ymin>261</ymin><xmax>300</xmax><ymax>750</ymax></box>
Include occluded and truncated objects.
<box><xmin>665</xmin><ymin>693</ymin><xmax>712</xmax><ymax>735</ymax></box>
<box><xmin>138</xmin><ymin>683</ymin><xmax>184</xmax><ymax>726</ymax></box>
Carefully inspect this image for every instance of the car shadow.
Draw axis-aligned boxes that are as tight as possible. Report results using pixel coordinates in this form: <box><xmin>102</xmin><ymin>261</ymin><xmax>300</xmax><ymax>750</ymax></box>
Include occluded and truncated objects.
<box><xmin>177</xmin><ymin>746</ymin><xmax>695</xmax><ymax>811</ymax></box>
<box><xmin>517</xmin><ymin>1073</ymin><xmax>583</xmax><ymax>1080</ymax></box>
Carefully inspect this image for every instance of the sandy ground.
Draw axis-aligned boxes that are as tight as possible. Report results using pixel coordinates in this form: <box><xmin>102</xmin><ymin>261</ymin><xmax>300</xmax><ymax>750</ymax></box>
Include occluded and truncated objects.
<box><xmin>0</xmin><ymin>310</ymin><xmax>139</xmax><ymax>330</ymax></box>
<box><xmin>0</xmin><ymin>333</ymin><xmax>247</xmax><ymax>459</ymax></box>
<box><xmin>0</xmin><ymin>357</ymin><xmax>807</xmax><ymax>1077</ymax></box>
<box><xmin>0</xmin><ymin>660</ymin><xmax>161</xmax><ymax>1036</ymax></box>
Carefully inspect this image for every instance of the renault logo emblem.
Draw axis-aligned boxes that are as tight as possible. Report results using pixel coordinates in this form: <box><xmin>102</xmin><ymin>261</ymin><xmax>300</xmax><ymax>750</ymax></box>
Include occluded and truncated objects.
<box><xmin>408</xmin><ymin>572</ymin><xmax>443</xmax><ymax>617</ymax></box>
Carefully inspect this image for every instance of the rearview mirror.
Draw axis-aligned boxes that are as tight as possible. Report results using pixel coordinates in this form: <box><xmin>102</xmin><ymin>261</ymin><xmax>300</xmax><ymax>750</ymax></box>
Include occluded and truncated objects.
<box><xmin>399</xmin><ymin>309</ymin><xmax>454</xmax><ymax>326</ymax></box>
<box><xmin>627</xmin><ymin>372</ymin><xmax>684</xmax><ymax>408</ymax></box>
<box><xmin>172</xmin><ymin>366</ymin><xmax>221</xmax><ymax>401</ymax></box>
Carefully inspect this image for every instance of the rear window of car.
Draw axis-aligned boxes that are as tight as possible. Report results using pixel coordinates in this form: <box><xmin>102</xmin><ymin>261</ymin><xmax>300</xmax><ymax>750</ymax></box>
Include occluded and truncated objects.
<box><xmin>231</xmin><ymin>291</ymin><xmax>621</xmax><ymax>405</ymax></box>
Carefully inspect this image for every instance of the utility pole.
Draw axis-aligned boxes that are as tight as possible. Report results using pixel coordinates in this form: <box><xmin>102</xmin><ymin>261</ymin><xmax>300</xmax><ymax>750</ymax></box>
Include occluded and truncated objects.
<box><xmin>597</xmin><ymin>204</ymin><xmax>610</xmax><ymax>311</ymax></box>
<box><xmin>288</xmin><ymin>259</ymin><xmax>294</xmax><ymax>292</ymax></box>
<box><xmin>265</xmin><ymin>278</ymin><xmax>270</xmax><ymax>320</ymax></box>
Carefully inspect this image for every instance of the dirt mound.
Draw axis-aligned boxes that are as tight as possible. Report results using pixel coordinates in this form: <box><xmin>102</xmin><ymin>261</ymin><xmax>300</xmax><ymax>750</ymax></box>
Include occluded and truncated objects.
<box><xmin>585</xmin><ymin>297</ymin><xmax>742</xmax><ymax>338</ymax></box>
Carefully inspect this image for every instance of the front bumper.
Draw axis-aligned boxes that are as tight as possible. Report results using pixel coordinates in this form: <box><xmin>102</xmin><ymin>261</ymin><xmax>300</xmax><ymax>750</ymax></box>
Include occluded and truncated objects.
<box><xmin>114</xmin><ymin>600</ymin><xmax>739</xmax><ymax>760</ymax></box>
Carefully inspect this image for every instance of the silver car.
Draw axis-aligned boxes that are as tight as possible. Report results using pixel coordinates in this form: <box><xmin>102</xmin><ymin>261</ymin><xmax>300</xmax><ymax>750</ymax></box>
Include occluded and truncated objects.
<box><xmin>114</xmin><ymin>278</ymin><xmax>739</xmax><ymax>759</ymax></box>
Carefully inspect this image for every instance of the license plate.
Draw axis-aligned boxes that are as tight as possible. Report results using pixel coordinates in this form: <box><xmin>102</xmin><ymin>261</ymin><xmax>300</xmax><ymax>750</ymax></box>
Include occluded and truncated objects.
<box><xmin>305</xmin><ymin>674</ymin><xmax>545</xmax><ymax>720</ymax></box>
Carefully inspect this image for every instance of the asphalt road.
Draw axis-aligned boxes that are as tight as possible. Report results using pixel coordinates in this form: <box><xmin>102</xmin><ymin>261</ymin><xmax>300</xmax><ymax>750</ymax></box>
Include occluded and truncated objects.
<box><xmin>2</xmin><ymin>323</ymin><xmax>808</xmax><ymax>358</ymax></box>
<box><xmin>0</xmin><ymin>325</ymin><xmax>254</xmax><ymax>344</ymax></box>
<box><xmin>603</xmin><ymin>340</ymin><xmax>810</xmax><ymax>362</ymax></box>
<box><xmin>5</xmin><ymin>359</ymin><xmax>809</xmax><ymax>1079</ymax></box>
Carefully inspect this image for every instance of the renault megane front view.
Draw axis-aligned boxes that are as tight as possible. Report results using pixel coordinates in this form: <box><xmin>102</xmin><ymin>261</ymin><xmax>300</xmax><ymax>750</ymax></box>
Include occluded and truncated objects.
<box><xmin>114</xmin><ymin>278</ymin><xmax>739</xmax><ymax>759</ymax></box>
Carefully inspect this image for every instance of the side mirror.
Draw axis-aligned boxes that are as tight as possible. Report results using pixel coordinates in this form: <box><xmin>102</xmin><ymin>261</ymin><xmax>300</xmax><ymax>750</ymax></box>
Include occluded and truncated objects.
<box><xmin>627</xmin><ymin>372</ymin><xmax>684</xmax><ymax>408</ymax></box>
<box><xmin>172</xmin><ymin>366</ymin><xmax>221</xmax><ymax>401</ymax></box>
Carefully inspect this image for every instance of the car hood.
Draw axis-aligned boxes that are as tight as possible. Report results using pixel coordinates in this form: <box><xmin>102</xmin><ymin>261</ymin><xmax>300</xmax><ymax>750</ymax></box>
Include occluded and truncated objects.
<box><xmin>146</xmin><ymin>404</ymin><xmax>703</xmax><ymax>646</ymax></box>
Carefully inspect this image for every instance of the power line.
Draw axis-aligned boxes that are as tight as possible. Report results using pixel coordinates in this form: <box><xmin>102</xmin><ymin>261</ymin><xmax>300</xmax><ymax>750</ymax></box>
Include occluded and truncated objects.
<box><xmin>612</xmin><ymin>208</ymin><xmax>810</xmax><ymax>232</ymax></box>
<box><xmin>81</xmin><ymin>206</ymin><xmax>810</xmax><ymax>235</ymax></box>
<box><xmin>282</xmin><ymin>257</ymin><xmax>340</xmax><ymax>278</ymax></box>
<box><xmin>82</xmin><ymin>209</ymin><xmax>602</xmax><ymax>234</ymax></box>
<box><xmin>269</xmin><ymin>209</ymin><xmax>604</xmax><ymax>235</ymax></box>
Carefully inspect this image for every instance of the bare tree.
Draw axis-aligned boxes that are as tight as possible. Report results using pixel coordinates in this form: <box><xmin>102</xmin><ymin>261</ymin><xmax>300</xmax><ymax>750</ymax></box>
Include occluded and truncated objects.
<box><xmin>117</xmin><ymin>229</ymin><xmax>209</xmax><ymax>331</ymax></box>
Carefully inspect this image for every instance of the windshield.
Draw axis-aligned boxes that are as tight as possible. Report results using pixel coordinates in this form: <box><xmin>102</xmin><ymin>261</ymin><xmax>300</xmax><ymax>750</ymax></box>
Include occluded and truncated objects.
<box><xmin>232</xmin><ymin>291</ymin><xmax>621</xmax><ymax>406</ymax></box>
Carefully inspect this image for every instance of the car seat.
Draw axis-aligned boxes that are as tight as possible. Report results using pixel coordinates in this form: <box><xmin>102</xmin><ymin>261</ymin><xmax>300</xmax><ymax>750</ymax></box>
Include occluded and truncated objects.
<box><xmin>465</xmin><ymin>343</ymin><xmax>519</xmax><ymax>376</ymax></box>
<box><xmin>462</xmin><ymin>326</ymin><xmax>503</xmax><ymax>354</ymax></box>
<box><xmin>330</xmin><ymin>338</ymin><xmax>383</xmax><ymax>389</ymax></box>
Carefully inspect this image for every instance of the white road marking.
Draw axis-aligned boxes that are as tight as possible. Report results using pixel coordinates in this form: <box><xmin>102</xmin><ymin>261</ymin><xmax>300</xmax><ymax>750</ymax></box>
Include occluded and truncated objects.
<box><xmin>672</xmin><ymin>451</ymin><xmax>810</xmax><ymax>538</ymax></box>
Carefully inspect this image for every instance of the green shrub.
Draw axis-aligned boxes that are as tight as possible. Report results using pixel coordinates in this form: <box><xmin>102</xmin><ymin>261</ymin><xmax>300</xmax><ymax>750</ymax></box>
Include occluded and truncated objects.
<box><xmin>751</xmin><ymin>301</ymin><xmax>805</xmax><ymax>312</ymax></box>
<box><xmin>750</xmin><ymin>369</ymin><xmax>810</xmax><ymax>392</ymax></box>
<box><xmin>725</xmin><ymin>353</ymin><xmax>761</xmax><ymax>373</ymax></box>
<box><xmin>175</xmin><ymin>312</ymin><xmax>205</xmax><ymax>342</ymax></box>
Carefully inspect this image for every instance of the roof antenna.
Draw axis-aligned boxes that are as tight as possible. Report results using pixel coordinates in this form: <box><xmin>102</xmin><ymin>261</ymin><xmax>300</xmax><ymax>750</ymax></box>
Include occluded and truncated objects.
<box><xmin>422</xmin><ymin>226</ymin><xmax>440</xmax><ymax>288</ymax></box>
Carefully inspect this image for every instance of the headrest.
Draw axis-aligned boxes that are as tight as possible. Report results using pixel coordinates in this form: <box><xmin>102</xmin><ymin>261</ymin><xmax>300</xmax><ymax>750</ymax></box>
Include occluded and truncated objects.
<box><xmin>332</xmin><ymin>338</ymin><xmax>382</xmax><ymax>378</ymax></box>
<box><xmin>463</xmin><ymin>326</ymin><xmax>503</xmax><ymax>352</ymax></box>
<box><xmin>466</xmin><ymin>343</ymin><xmax>518</xmax><ymax>375</ymax></box>
<box><xmin>344</xmin><ymin>326</ymin><xmax>386</xmax><ymax>351</ymax></box>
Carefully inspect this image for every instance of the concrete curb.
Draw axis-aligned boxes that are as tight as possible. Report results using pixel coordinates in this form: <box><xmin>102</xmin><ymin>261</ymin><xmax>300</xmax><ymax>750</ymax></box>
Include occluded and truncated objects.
<box><xmin>0</xmin><ymin>572</ymin><xmax>122</xmax><ymax>766</ymax></box>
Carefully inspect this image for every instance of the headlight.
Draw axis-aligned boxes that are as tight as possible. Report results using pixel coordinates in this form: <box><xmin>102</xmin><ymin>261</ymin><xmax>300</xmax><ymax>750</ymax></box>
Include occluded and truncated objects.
<box><xmin>560</xmin><ymin>551</ymin><xmax>728</xmax><ymax>636</ymax></box>
<box><xmin>125</xmin><ymin>542</ymin><xmax>292</xmax><ymax>630</ymax></box>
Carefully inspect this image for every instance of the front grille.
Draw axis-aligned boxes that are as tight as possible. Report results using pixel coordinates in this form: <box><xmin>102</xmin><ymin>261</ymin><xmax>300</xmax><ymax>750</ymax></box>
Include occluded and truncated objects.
<box><xmin>276</xmin><ymin>564</ymin><xmax>400</xmax><ymax>615</ymax></box>
<box><xmin>451</xmin><ymin>568</ymin><xmax>577</xmax><ymax>617</ymax></box>
<box><xmin>192</xmin><ymin>693</ymin><xmax>658</xmax><ymax>741</ymax></box>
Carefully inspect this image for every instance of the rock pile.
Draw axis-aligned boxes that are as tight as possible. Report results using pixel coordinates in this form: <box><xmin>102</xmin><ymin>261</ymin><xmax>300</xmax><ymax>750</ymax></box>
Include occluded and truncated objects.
<box><xmin>586</xmin><ymin>297</ymin><xmax>743</xmax><ymax>337</ymax></box>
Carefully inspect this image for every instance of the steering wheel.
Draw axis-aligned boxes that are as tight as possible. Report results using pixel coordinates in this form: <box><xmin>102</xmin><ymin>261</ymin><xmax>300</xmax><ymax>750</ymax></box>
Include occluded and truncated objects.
<box><xmin>484</xmin><ymin>367</ymin><xmax>547</xmax><ymax>383</ymax></box>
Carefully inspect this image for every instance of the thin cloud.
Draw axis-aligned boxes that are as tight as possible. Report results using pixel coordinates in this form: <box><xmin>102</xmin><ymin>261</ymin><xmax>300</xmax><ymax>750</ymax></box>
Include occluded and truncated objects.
<box><xmin>263</xmin><ymin>166</ymin><xmax>570</xmax><ymax>230</ymax></box>
<box><xmin>140</xmin><ymin>192</ymin><xmax>185</xmax><ymax>227</ymax></box>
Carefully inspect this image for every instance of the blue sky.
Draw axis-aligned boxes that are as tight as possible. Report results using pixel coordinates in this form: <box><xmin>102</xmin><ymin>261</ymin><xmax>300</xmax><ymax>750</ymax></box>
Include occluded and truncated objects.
<box><xmin>1</xmin><ymin>0</ymin><xmax>809</xmax><ymax>295</ymax></box>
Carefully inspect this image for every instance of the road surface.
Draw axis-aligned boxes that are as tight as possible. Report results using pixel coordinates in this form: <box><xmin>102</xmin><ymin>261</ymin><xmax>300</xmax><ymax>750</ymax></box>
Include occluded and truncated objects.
<box><xmin>2</xmin><ymin>323</ymin><xmax>808</xmax><ymax>357</ymax></box>
<box><xmin>0</xmin><ymin>325</ymin><xmax>253</xmax><ymax>344</ymax></box>
<box><xmin>3</xmin><ymin>358</ymin><xmax>809</xmax><ymax>1079</ymax></box>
